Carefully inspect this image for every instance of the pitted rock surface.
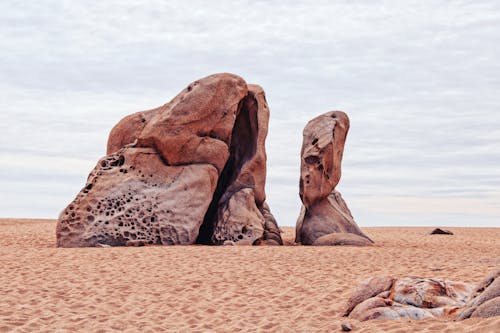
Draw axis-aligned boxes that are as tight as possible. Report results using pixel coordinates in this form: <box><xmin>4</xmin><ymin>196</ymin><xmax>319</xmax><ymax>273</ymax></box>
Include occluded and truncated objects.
<box><xmin>295</xmin><ymin>111</ymin><xmax>372</xmax><ymax>245</ymax></box>
<box><xmin>458</xmin><ymin>268</ymin><xmax>500</xmax><ymax>320</ymax></box>
<box><xmin>57</xmin><ymin>73</ymin><xmax>282</xmax><ymax>247</ymax></box>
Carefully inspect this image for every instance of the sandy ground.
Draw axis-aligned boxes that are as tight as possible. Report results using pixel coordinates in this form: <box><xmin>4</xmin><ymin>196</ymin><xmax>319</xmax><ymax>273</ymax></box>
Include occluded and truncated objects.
<box><xmin>0</xmin><ymin>219</ymin><xmax>499</xmax><ymax>333</ymax></box>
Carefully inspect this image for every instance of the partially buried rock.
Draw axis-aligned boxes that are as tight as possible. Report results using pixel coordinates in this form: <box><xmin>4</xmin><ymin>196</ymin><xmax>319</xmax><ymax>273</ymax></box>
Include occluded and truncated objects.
<box><xmin>295</xmin><ymin>111</ymin><xmax>373</xmax><ymax>246</ymax></box>
<box><xmin>344</xmin><ymin>269</ymin><xmax>500</xmax><ymax>322</ymax></box>
<box><xmin>429</xmin><ymin>228</ymin><xmax>453</xmax><ymax>235</ymax></box>
<box><xmin>340</xmin><ymin>322</ymin><xmax>352</xmax><ymax>331</ymax></box>
<box><xmin>56</xmin><ymin>73</ymin><xmax>282</xmax><ymax>247</ymax></box>
<box><xmin>344</xmin><ymin>276</ymin><xmax>473</xmax><ymax>321</ymax></box>
<box><xmin>342</xmin><ymin>276</ymin><xmax>395</xmax><ymax>317</ymax></box>
<box><xmin>458</xmin><ymin>268</ymin><xmax>500</xmax><ymax>320</ymax></box>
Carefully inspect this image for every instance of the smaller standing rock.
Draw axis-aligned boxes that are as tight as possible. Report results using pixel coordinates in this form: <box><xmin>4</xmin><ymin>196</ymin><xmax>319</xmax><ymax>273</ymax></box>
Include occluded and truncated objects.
<box><xmin>429</xmin><ymin>228</ymin><xmax>453</xmax><ymax>235</ymax></box>
<box><xmin>295</xmin><ymin>111</ymin><xmax>373</xmax><ymax>246</ymax></box>
<box><xmin>340</xmin><ymin>322</ymin><xmax>352</xmax><ymax>331</ymax></box>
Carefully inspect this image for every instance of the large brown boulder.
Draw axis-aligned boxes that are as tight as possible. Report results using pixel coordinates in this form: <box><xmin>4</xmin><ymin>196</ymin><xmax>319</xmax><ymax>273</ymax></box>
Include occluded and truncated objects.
<box><xmin>295</xmin><ymin>111</ymin><xmax>372</xmax><ymax>245</ymax></box>
<box><xmin>57</xmin><ymin>73</ymin><xmax>282</xmax><ymax>247</ymax></box>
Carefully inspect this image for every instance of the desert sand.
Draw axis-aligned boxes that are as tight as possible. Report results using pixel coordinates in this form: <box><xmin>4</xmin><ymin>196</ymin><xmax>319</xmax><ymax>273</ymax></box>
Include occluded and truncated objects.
<box><xmin>0</xmin><ymin>218</ymin><xmax>499</xmax><ymax>332</ymax></box>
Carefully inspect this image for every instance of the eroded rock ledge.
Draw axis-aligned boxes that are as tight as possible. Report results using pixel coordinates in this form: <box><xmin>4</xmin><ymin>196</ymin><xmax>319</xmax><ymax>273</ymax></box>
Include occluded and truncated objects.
<box><xmin>57</xmin><ymin>73</ymin><xmax>282</xmax><ymax>247</ymax></box>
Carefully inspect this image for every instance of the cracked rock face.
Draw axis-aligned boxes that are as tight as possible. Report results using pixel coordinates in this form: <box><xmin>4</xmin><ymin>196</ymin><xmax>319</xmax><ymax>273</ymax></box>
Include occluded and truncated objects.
<box><xmin>295</xmin><ymin>111</ymin><xmax>373</xmax><ymax>246</ymax></box>
<box><xmin>56</xmin><ymin>73</ymin><xmax>282</xmax><ymax>247</ymax></box>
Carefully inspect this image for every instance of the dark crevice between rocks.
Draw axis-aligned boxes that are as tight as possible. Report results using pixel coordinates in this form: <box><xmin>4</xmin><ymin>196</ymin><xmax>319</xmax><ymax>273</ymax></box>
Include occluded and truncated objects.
<box><xmin>196</xmin><ymin>92</ymin><xmax>258</xmax><ymax>244</ymax></box>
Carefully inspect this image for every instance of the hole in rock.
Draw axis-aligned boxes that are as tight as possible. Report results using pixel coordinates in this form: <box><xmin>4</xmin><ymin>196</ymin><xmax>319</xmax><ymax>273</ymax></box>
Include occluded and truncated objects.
<box><xmin>111</xmin><ymin>155</ymin><xmax>125</xmax><ymax>167</ymax></box>
<box><xmin>196</xmin><ymin>93</ymin><xmax>258</xmax><ymax>244</ymax></box>
<box><xmin>305</xmin><ymin>156</ymin><xmax>320</xmax><ymax>165</ymax></box>
<box><xmin>312</xmin><ymin>138</ymin><xmax>318</xmax><ymax>145</ymax></box>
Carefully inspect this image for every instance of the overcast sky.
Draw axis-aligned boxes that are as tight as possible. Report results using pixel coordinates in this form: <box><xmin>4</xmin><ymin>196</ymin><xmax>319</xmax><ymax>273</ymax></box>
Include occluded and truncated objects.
<box><xmin>1</xmin><ymin>1</ymin><xmax>499</xmax><ymax>227</ymax></box>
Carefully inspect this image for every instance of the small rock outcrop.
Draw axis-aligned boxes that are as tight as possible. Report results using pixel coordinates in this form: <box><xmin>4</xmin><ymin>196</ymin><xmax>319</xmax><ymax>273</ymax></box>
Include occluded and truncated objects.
<box><xmin>56</xmin><ymin>73</ymin><xmax>282</xmax><ymax>247</ymax></box>
<box><xmin>429</xmin><ymin>228</ymin><xmax>454</xmax><ymax>235</ymax></box>
<box><xmin>295</xmin><ymin>111</ymin><xmax>372</xmax><ymax>246</ymax></box>
<box><xmin>343</xmin><ymin>269</ymin><xmax>500</xmax><ymax>322</ymax></box>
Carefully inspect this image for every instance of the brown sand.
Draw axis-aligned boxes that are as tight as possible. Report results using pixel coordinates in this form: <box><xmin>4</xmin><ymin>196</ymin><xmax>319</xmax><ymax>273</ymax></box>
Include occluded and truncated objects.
<box><xmin>0</xmin><ymin>219</ymin><xmax>499</xmax><ymax>332</ymax></box>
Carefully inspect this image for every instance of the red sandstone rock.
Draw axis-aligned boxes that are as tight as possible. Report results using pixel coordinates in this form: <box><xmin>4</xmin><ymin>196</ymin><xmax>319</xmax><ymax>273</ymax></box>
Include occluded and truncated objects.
<box><xmin>458</xmin><ymin>268</ymin><xmax>500</xmax><ymax>320</ymax></box>
<box><xmin>208</xmin><ymin>85</ymin><xmax>281</xmax><ymax>245</ymax></box>
<box><xmin>345</xmin><ymin>270</ymin><xmax>500</xmax><ymax>322</ymax></box>
<box><xmin>343</xmin><ymin>275</ymin><xmax>479</xmax><ymax>321</ymax></box>
<box><xmin>57</xmin><ymin>73</ymin><xmax>282</xmax><ymax>247</ymax></box>
<box><xmin>57</xmin><ymin>148</ymin><xmax>218</xmax><ymax>247</ymax></box>
<box><xmin>295</xmin><ymin>111</ymin><xmax>372</xmax><ymax>245</ymax></box>
<box><xmin>342</xmin><ymin>276</ymin><xmax>395</xmax><ymax>317</ymax></box>
<box><xmin>470</xmin><ymin>297</ymin><xmax>500</xmax><ymax>318</ymax></box>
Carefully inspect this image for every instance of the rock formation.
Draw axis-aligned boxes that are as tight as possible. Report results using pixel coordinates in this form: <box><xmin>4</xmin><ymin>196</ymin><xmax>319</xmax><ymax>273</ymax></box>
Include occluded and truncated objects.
<box><xmin>56</xmin><ymin>73</ymin><xmax>282</xmax><ymax>247</ymax></box>
<box><xmin>458</xmin><ymin>268</ymin><xmax>500</xmax><ymax>320</ymax></box>
<box><xmin>429</xmin><ymin>228</ymin><xmax>454</xmax><ymax>235</ymax></box>
<box><xmin>295</xmin><ymin>111</ymin><xmax>372</xmax><ymax>246</ymax></box>
<box><xmin>343</xmin><ymin>276</ymin><xmax>473</xmax><ymax>321</ymax></box>
<box><xmin>343</xmin><ymin>269</ymin><xmax>500</xmax><ymax>321</ymax></box>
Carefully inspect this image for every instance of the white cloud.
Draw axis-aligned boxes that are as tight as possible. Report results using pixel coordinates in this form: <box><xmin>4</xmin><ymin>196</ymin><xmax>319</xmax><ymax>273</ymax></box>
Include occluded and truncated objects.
<box><xmin>0</xmin><ymin>1</ymin><xmax>499</xmax><ymax>227</ymax></box>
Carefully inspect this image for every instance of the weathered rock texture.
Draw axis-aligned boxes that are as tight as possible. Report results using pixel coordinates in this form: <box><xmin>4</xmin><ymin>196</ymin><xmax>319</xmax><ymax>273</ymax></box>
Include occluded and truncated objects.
<box><xmin>295</xmin><ymin>111</ymin><xmax>372</xmax><ymax>245</ymax></box>
<box><xmin>343</xmin><ymin>276</ymin><xmax>473</xmax><ymax>321</ymax></box>
<box><xmin>57</xmin><ymin>73</ymin><xmax>282</xmax><ymax>247</ymax></box>
<box><xmin>343</xmin><ymin>269</ymin><xmax>500</xmax><ymax>322</ymax></box>
<box><xmin>458</xmin><ymin>268</ymin><xmax>500</xmax><ymax>320</ymax></box>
